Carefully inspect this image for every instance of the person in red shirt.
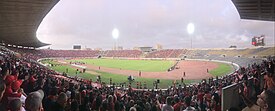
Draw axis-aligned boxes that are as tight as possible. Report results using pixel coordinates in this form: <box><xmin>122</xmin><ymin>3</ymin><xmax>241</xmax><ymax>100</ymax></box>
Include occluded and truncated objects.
<box><xmin>4</xmin><ymin>75</ymin><xmax>15</xmax><ymax>96</ymax></box>
<box><xmin>204</xmin><ymin>90</ymin><xmax>212</xmax><ymax>108</ymax></box>
<box><xmin>197</xmin><ymin>89</ymin><xmax>204</xmax><ymax>103</ymax></box>
<box><xmin>173</xmin><ymin>97</ymin><xmax>183</xmax><ymax>111</ymax></box>
<box><xmin>7</xmin><ymin>80</ymin><xmax>26</xmax><ymax>104</ymax></box>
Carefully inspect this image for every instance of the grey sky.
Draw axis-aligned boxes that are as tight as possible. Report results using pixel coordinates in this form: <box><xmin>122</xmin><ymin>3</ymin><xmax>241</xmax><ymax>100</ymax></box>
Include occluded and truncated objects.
<box><xmin>37</xmin><ymin>0</ymin><xmax>275</xmax><ymax>50</ymax></box>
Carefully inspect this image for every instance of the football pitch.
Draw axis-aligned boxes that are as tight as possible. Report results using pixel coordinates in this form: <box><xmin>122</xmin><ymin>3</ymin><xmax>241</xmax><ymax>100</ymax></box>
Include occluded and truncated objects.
<box><xmin>67</xmin><ymin>58</ymin><xmax>175</xmax><ymax>72</ymax></box>
<box><xmin>42</xmin><ymin>58</ymin><xmax>233</xmax><ymax>88</ymax></box>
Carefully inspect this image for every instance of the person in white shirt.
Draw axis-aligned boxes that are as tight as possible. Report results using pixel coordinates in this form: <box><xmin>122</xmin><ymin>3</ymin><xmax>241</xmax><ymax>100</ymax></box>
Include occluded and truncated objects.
<box><xmin>162</xmin><ymin>96</ymin><xmax>174</xmax><ymax>111</ymax></box>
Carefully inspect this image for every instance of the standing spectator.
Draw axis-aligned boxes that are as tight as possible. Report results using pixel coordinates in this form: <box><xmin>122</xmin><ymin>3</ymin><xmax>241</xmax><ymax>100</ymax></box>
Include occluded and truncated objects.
<box><xmin>211</xmin><ymin>93</ymin><xmax>221</xmax><ymax>111</ymax></box>
<box><xmin>8</xmin><ymin>80</ymin><xmax>26</xmax><ymax>104</ymax></box>
<box><xmin>23</xmin><ymin>74</ymin><xmax>36</xmax><ymax>94</ymax></box>
<box><xmin>173</xmin><ymin>97</ymin><xmax>183</xmax><ymax>111</ymax></box>
<box><xmin>162</xmin><ymin>96</ymin><xmax>174</xmax><ymax>111</ymax></box>
<box><xmin>43</xmin><ymin>87</ymin><xmax>58</xmax><ymax>111</ymax></box>
<box><xmin>129</xmin><ymin>107</ymin><xmax>137</xmax><ymax>111</ymax></box>
<box><xmin>107</xmin><ymin>95</ymin><xmax>115</xmax><ymax>111</ymax></box>
<box><xmin>264</xmin><ymin>72</ymin><xmax>275</xmax><ymax>90</ymax></box>
<box><xmin>0</xmin><ymin>79</ymin><xmax>6</xmax><ymax>111</ymax></box>
<box><xmin>4</xmin><ymin>75</ymin><xmax>14</xmax><ymax>96</ymax></box>
<box><xmin>9</xmin><ymin>99</ymin><xmax>25</xmax><ymax>111</ymax></box>
<box><xmin>183</xmin><ymin>96</ymin><xmax>195</xmax><ymax>111</ymax></box>
<box><xmin>241</xmin><ymin>90</ymin><xmax>275</xmax><ymax>111</ymax></box>
<box><xmin>1</xmin><ymin>67</ymin><xmax>9</xmax><ymax>80</ymax></box>
<box><xmin>79</xmin><ymin>96</ymin><xmax>91</xmax><ymax>111</ymax></box>
<box><xmin>25</xmin><ymin>90</ymin><xmax>44</xmax><ymax>111</ymax></box>
<box><xmin>71</xmin><ymin>99</ymin><xmax>79</xmax><ymax>111</ymax></box>
<box><xmin>0</xmin><ymin>79</ymin><xmax>5</xmax><ymax>100</ymax></box>
<box><xmin>52</xmin><ymin>92</ymin><xmax>68</xmax><ymax>111</ymax></box>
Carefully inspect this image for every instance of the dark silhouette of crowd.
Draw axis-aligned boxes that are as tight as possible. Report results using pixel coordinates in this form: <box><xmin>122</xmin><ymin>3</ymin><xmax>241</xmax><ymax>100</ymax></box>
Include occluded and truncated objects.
<box><xmin>0</xmin><ymin>47</ymin><xmax>274</xmax><ymax>111</ymax></box>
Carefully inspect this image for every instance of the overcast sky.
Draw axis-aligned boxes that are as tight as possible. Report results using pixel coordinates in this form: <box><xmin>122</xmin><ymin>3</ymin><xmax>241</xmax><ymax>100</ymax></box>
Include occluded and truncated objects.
<box><xmin>37</xmin><ymin>0</ymin><xmax>275</xmax><ymax>50</ymax></box>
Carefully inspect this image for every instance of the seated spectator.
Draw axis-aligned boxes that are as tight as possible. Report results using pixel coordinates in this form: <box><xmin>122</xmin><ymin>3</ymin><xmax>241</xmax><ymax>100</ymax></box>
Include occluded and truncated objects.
<box><xmin>25</xmin><ymin>90</ymin><xmax>44</xmax><ymax>111</ymax></box>
<box><xmin>241</xmin><ymin>89</ymin><xmax>275</xmax><ymax>111</ymax></box>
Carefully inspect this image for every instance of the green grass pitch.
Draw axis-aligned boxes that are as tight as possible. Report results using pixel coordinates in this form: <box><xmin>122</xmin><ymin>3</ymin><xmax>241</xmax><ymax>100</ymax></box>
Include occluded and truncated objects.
<box><xmin>67</xmin><ymin>58</ymin><xmax>175</xmax><ymax>72</ymax></box>
<box><xmin>209</xmin><ymin>63</ymin><xmax>233</xmax><ymax>76</ymax></box>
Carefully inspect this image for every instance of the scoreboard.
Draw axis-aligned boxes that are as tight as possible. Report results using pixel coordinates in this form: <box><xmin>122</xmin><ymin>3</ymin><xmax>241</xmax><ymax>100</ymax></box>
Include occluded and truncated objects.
<box><xmin>73</xmin><ymin>45</ymin><xmax>81</xmax><ymax>49</ymax></box>
<box><xmin>252</xmin><ymin>35</ymin><xmax>265</xmax><ymax>46</ymax></box>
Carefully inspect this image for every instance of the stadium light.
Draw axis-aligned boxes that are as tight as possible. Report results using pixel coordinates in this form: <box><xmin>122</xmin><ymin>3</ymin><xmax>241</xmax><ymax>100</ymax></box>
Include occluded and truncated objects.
<box><xmin>112</xmin><ymin>28</ymin><xmax>119</xmax><ymax>39</ymax></box>
<box><xmin>187</xmin><ymin>23</ymin><xmax>195</xmax><ymax>34</ymax></box>
<box><xmin>187</xmin><ymin>23</ymin><xmax>195</xmax><ymax>49</ymax></box>
<box><xmin>112</xmin><ymin>28</ymin><xmax>119</xmax><ymax>50</ymax></box>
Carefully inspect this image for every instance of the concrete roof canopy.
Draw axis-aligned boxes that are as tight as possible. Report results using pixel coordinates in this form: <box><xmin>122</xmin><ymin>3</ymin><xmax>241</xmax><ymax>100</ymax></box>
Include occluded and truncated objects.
<box><xmin>231</xmin><ymin>0</ymin><xmax>275</xmax><ymax>21</ymax></box>
<box><xmin>0</xmin><ymin>0</ymin><xmax>59</xmax><ymax>48</ymax></box>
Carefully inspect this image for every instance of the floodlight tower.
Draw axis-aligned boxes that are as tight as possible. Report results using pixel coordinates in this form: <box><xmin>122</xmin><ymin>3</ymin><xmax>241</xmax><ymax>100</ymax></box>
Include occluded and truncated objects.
<box><xmin>112</xmin><ymin>28</ymin><xmax>119</xmax><ymax>50</ymax></box>
<box><xmin>187</xmin><ymin>23</ymin><xmax>195</xmax><ymax>49</ymax></box>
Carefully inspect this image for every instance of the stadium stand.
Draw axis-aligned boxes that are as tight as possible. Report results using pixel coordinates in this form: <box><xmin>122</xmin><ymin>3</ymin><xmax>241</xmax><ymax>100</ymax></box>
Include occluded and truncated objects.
<box><xmin>181</xmin><ymin>47</ymin><xmax>275</xmax><ymax>67</ymax></box>
<box><xmin>185</xmin><ymin>49</ymin><xmax>210</xmax><ymax>57</ymax></box>
<box><xmin>7</xmin><ymin>47</ymin><xmax>101</xmax><ymax>60</ymax></box>
<box><xmin>0</xmin><ymin>46</ymin><xmax>274</xmax><ymax>111</ymax></box>
<box><xmin>104</xmin><ymin>50</ymin><xmax>142</xmax><ymax>58</ymax></box>
<box><xmin>253</xmin><ymin>47</ymin><xmax>275</xmax><ymax>57</ymax></box>
<box><xmin>169</xmin><ymin>49</ymin><xmax>187</xmax><ymax>58</ymax></box>
<box><xmin>145</xmin><ymin>49</ymin><xmax>187</xmax><ymax>58</ymax></box>
<box><xmin>145</xmin><ymin>49</ymin><xmax>174</xmax><ymax>58</ymax></box>
<box><xmin>206</xmin><ymin>47</ymin><xmax>274</xmax><ymax>58</ymax></box>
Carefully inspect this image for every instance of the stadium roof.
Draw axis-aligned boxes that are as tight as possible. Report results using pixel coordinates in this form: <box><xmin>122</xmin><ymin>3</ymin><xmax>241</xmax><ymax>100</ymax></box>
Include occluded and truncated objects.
<box><xmin>0</xmin><ymin>0</ymin><xmax>59</xmax><ymax>48</ymax></box>
<box><xmin>232</xmin><ymin>0</ymin><xmax>275</xmax><ymax>21</ymax></box>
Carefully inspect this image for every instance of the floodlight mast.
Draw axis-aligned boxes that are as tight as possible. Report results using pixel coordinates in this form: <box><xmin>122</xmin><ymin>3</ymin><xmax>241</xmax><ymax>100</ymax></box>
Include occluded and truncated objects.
<box><xmin>187</xmin><ymin>23</ymin><xmax>195</xmax><ymax>49</ymax></box>
<box><xmin>112</xmin><ymin>28</ymin><xmax>119</xmax><ymax>50</ymax></box>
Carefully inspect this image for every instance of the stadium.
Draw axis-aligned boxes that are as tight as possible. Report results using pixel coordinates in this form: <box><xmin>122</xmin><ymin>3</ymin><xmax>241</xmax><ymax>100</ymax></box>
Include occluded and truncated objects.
<box><xmin>0</xmin><ymin>0</ymin><xmax>274</xmax><ymax>111</ymax></box>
